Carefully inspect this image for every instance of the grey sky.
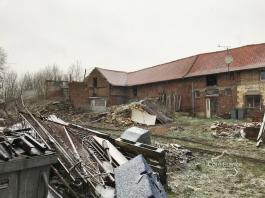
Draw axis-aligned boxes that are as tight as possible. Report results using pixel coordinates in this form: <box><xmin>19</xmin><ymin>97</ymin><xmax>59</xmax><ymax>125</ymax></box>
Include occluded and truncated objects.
<box><xmin>0</xmin><ymin>0</ymin><xmax>265</xmax><ymax>75</ymax></box>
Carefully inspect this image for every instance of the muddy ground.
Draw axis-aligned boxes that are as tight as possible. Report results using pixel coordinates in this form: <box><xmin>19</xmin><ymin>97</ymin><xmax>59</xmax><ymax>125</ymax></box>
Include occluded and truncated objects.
<box><xmin>22</xmin><ymin>100</ymin><xmax>265</xmax><ymax>197</ymax></box>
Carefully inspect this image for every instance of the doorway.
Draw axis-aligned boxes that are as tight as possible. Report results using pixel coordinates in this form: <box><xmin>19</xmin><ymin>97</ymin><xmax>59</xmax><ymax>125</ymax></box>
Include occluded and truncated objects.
<box><xmin>205</xmin><ymin>98</ymin><xmax>218</xmax><ymax>118</ymax></box>
<box><xmin>206</xmin><ymin>98</ymin><xmax>211</xmax><ymax>118</ymax></box>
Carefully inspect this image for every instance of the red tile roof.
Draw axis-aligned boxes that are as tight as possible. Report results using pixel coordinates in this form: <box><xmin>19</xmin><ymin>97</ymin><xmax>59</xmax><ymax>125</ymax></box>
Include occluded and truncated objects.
<box><xmin>127</xmin><ymin>56</ymin><xmax>197</xmax><ymax>86</ymax></box>
<box><xmin>91</xmin><ymin>43</ymin><xmax>265</xmax><ymax>86</ymax></box>
<box><xmin>186</xmin><ymin>43</ymin><xmax>265</xmax><ymax>77</ymax></box>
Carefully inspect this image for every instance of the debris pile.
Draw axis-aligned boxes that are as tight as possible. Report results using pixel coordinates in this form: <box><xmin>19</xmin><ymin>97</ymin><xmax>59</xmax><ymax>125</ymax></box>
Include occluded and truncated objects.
<box><xmin>90</xmin><ymin>101</ymin><xmax>172</xmax><ymax>127</ymax></box>
<box><xmin>11</xmin><ymin>99</ymin><xmax>167</xmax><ymax>198</ymax></box>
<box><xmin>155</xmin><ymin>142</ymin><xmax>194</xmax><ymax>171</ymax></box>
<box><xmin>31</xmin><ymin>100</ymin><xmax>71</xmax><ymax>115</ymax></box>
<box><xmin>210</xmin><ymin>121</ymin><xmax>260</xmax><ymax>138</ymax></box>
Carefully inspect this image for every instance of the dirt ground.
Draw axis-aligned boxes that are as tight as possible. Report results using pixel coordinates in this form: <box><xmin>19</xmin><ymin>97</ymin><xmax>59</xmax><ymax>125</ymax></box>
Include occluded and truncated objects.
<box><xmin>25</xmin><ymin>100</ymin><xmax>265</xmax><ymax>198</ymax></box>
<box><xmin>92</xmin><ymin>114</ymin><xmax>265</xmax><ymax>198</ymax></box>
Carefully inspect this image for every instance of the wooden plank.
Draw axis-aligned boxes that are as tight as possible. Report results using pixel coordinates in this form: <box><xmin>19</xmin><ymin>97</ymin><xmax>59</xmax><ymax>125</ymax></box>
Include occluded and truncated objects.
<box><xmin>257</xmin><ymin>113</ymin><xmax>265</xmax><ymax>141</ymax></box>
<box><xmin>115</xmin><ymin>138</ymin><xmax>166</xmax><ymax>165</ymax></box>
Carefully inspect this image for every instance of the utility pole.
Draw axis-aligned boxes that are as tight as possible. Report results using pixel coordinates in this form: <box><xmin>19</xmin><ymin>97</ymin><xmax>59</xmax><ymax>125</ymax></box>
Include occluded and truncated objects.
<box><xmin>218</xmin><ymin>44</ymin><xmax>233</xmax><ymax>72</ymax></box>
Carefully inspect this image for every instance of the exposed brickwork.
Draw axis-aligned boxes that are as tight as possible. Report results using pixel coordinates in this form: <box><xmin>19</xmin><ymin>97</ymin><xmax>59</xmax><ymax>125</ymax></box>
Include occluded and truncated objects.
<box><xmin>127</xmin><ymin>79</ymin><xmax>193</xmax><ymax>112</ymax></box>
<box><xmin>68</xmin><ymin>82</ymin><xmax>89</xmax><ymax>108</ymax></box>
<box><xmin>189</xmin><ymin>73</ymin><xmax>237</xmax><ymax>117</ymax></box>
<box><xmin>85</xmin><ymin>69</ymin><xmax>110</xmax><ymax>97</ymax></box>
<box><xmin>72</xmin><ymin>44</ymin><xmax>265</xmax><ymax>117</ymax></box>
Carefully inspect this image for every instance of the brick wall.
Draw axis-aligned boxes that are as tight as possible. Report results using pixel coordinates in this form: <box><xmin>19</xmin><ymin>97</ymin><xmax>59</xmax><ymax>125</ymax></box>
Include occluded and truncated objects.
<box><xmin>68</xmin><ymin>82</ymin><xmax>90</xmax><ymax>108</ymax></box>
<box><xmin>85</xmin><ymin>70</ymin><xmax>127</xmax><ymax>106</ymax></box>
<box><xmin>85</xmin><ymin>70</ymin><xmax>110</xmax><ymax>97</ymax></box>
<box><xmin>82</xmin><ymin>68</ymin><xmax>265</xmax><ymax>119</ymax></box>
<box><xmin>192</xmin><ymin>73</ymin><xmax>237</xmax><ymax>117</ymax></box>
<box><xmin>237</xmin><ymin>69</ymin><xmax>265</xmax><ymax>121</ymax></box>
<box><xmin>127</xmin><ymin>79</ymin><xmax>193</xmax><ymax>112</ymax></box>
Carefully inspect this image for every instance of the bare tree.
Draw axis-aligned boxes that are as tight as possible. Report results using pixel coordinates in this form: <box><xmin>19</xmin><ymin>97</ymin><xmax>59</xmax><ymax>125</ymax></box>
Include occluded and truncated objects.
<box><xmin>3</xmin><ymin>71</ymin><xmax>18</xmax><ymax>101</ymax></box>
<box><xmin>0</xmin><ymin>47</ymin><xmax>6</xmax><ymax>71</ymax></box>
<box><xmin>20</xmin><ymin>72</ymin><xmax>34</xmax><ymax>91</ymax></box>
<box><xmin>67</xmin><ymin>60</ymin><xmax>84</xmax><ymax>81</ymax></box>
<box><xmin>0</xmin><ymin>48</ymin><xmax>7</xmax><ymax>100</ymax></box>
<box><xmin>31</xmin><ymin>64</ymin><xmax>64</xmax><ymax>98</ymax></box>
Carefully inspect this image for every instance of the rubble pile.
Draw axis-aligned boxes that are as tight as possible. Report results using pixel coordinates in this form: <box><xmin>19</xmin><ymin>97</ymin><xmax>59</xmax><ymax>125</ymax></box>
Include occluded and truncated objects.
<box><xmin>102</xmin><ymin>103</ymin><xmax>137</xmax><ymax>126</ymax></box>
<box><xmin>27</xmin><ymin>100</ymin><xmax>72</xmax><ymax>116</ymax></box>
<box><xmin>89</xmin><ymin>101</ymin><xmax>172</xmax><ymax>127</ymax></box>
<box><xmin>211</xmin><ymin>121</ymin><xmax>260</xmax><ymax>138</ymax></box>
<box><xmin>155</xmin><ymin>142</ymin><xmax>194</xmax><ymax>171</ymax></box>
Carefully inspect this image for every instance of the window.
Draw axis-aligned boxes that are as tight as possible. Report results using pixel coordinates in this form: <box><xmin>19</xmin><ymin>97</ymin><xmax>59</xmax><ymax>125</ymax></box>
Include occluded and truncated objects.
<box><xmin>229</xmin><ymin>72</ymin><xmax>235</xmax><ymax>80</ymax></box>
<box><xmin>93</xmin><ymin>78</ymin><xmax>97</xmax><ymax>87</ymax></box>
<box><xmin>206</xmin><ymin>75</ymin><xmax>217</xmax><ymax>86</ymax></box>
<box><xmin>260</xmin><ymin>70</ymin><xmax>265</xmax><ymax>80</ymax></box>
<box><xmin>194</xmin><ymin>90</ymin><xmax>200</xmax><ymax>98</ymax></box>
<box><xmin>224</xmin><ymin>88</ymin><xmax>232</xmax><ymax>96</ymax></box>
<box><xmin>246</xmin><ymin>95</ymin><xmax>261</xmax><ymax>108</ymax></box>
<box><xmin>133</xmin><ymin>87</ymin><xmax>137</xmax><ymax>97</ymax></box>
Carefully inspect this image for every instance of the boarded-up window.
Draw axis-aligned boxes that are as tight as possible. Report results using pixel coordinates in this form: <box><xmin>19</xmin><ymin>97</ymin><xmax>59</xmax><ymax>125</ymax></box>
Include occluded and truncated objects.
<box><xmin>246</xmin><ymin>95</ymin><xmax>261</xmax><ymax>108</ymax></box>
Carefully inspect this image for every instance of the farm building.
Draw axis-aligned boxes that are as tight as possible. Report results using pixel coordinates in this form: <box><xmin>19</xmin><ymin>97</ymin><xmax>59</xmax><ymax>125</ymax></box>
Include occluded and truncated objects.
<box><xmin>67</xmin><ymin>43</ymin><xmax>265</xmax><ymax>120</ymax></box>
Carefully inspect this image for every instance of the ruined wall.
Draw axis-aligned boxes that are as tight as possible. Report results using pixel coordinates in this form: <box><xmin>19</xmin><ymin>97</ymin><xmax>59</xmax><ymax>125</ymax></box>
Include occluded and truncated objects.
<box><xmin>45</xmin><ymin>80</ymin><xmax>69</xmax><ymax>101</ymax></box>
<box><xmin>68</xmin><ymin>82</ymin><xmax>90</xmax><ymax>108</ymax></box>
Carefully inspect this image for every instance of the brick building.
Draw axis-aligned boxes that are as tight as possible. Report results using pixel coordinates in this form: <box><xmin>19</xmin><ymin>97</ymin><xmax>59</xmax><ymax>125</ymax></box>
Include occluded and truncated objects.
<box><xmin>69</xmin><ymin>43</ymin><xmax>265</xmax><ymax>119</ymax></box>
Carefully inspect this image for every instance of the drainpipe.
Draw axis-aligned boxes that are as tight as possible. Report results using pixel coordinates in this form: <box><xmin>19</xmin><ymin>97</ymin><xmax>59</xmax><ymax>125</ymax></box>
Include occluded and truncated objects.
<box><xmin>192</xmin><ymin>81</ymin><xmax>195</xmax><ymax>117</ymax></box>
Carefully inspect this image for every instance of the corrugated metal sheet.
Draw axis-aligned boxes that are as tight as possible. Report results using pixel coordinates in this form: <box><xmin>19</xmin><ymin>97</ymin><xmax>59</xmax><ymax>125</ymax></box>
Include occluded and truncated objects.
<box><xmin>91</xmin><ymin>43</ymin><xmax>265</xmax><ymax>86</ymax></box>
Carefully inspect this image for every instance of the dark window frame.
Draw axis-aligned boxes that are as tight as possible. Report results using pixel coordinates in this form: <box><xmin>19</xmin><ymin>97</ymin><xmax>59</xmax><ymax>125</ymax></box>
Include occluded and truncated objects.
<box><xmin>133</xmin><ymin>87</ymin><xmax>137</xmax><ymax>97</ymax></box>
<box><xmin>93</xmin><ymin>77</ymin><xmax>97</xmax><ymax>87</ymax></box>
<box><xmin>245</xmin><ymin>95</ymin><xmax>261</xmax><ymax>108</ymax></box>
<box><xmin>206</xmin><ymin>75</ymin><xmax>217</xmax><ymax>86</ymax></box>
<box><xmin>260</xmin><ymin>70</ymin><xmax>265</xmax><ymax>81</ymax></box>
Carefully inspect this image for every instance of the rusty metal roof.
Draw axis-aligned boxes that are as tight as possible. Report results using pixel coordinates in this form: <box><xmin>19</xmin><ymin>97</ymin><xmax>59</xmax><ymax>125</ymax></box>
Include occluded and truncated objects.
<box><xmin>93</xmin><ymin>43</ymin><xmax>265</xmax><ymax>86</ymax></box>
<box><xmin>186</xmin><ymin>43</ymin><xmax>265</xmax><ymax>77</ymax></box>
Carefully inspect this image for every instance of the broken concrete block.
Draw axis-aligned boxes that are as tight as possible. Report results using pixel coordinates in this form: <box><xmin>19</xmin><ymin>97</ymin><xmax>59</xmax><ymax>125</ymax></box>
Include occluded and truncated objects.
<box><xmin>114</xmin><ymin>154</ymin><xmax>167</xmax><ymax>198</ymax></box>
<box><xmin>120</xmin><ymin>127</ymin><xmax>151</xmax><ymax>144</ymax></box>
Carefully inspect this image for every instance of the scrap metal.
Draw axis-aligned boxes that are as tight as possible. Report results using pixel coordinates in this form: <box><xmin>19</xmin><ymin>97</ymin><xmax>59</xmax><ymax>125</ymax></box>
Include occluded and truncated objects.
<box><xmin>15</xmin><ymin>98</ymin><xmax>167</xmax><ymax>197</ymax></box>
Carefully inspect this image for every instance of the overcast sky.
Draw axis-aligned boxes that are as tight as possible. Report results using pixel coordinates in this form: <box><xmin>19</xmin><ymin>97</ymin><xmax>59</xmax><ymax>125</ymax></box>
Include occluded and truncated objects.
<box><xmin>0</xmin><ymin>0</ymin><xmax>265</xmax><ymax>75</ymax></box>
